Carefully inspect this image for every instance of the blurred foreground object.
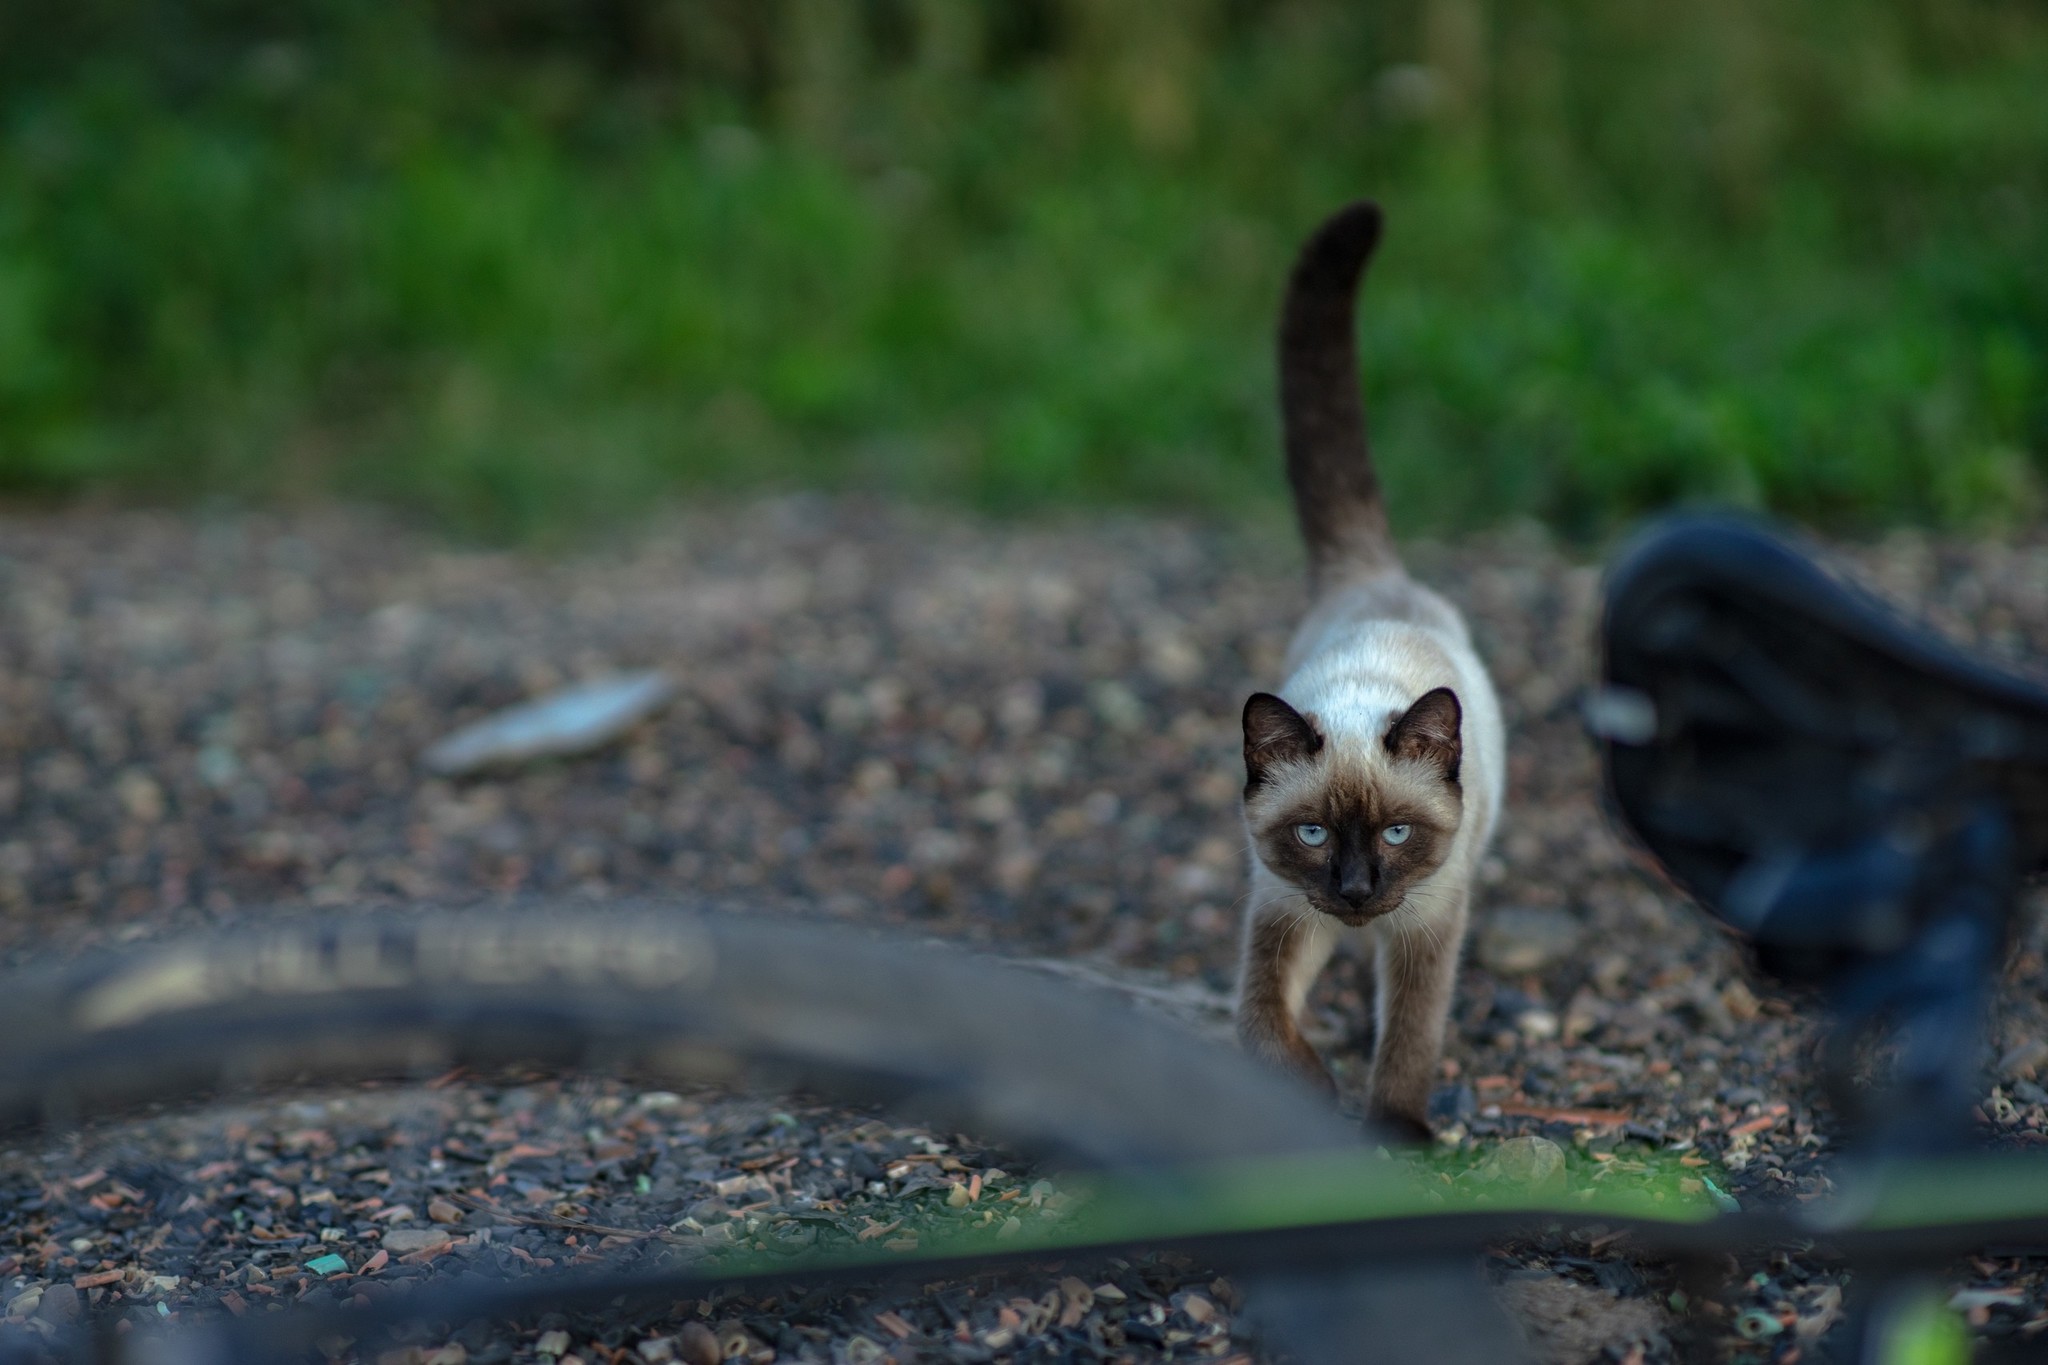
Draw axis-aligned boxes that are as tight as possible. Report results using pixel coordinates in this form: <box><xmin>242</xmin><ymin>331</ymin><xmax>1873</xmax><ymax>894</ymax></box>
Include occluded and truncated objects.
<box><xmin>1594</xmin><ymin>514</ymin><xmax>2048</xmax><ymax>1147</ymax></box>
<box><xmin>1595</xmin><ymin>515</ymin><xmax>2048</xmax><ymax>967</ymax></box>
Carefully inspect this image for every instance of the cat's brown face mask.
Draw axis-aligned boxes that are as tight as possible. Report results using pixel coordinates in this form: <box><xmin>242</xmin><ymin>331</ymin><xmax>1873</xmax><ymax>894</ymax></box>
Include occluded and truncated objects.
<box><xmin>1242</xmin><ymin>688</ymin><xmax>1464</xmax><ymax>925</ymax></box>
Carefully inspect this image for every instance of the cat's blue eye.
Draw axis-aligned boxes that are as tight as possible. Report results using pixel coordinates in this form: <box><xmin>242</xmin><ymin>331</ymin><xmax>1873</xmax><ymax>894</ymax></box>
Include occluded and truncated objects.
<box><xmin>1295</xmin><ymin>823</ymin><xmax>1329</xmax><ymax>847</ymax></box>
<box><xmin>1382</xmin><ymin>824</ymin><xmax>1411</xmax><ymax>846</ymax></box>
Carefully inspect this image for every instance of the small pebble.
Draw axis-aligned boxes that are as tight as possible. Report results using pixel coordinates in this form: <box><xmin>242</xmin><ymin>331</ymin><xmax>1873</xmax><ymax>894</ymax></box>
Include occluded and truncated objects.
<box><xmin>2000</xmin><ymin>1039</ymin><xmax>2048</xmax><ymax>1079</ymax></box>
<box><xmin>35</xmin><ymin>1285</ymin><xmax>78</xmax><ymax>1325</ymax></box>
<box><xmin>674</xmin><ymin>1322</ymin><xmax>720</xmax><ymax>1365</ymax></box>
<box><xmin>1475</xmin><ymin>907</ymin><xmax>1584</xmax><ymax>975</ymax></box>
<box><xmin>1481</xmin><ymin>1136</ymin><xmax>1567</xmax><ymax>1190</ymax></box>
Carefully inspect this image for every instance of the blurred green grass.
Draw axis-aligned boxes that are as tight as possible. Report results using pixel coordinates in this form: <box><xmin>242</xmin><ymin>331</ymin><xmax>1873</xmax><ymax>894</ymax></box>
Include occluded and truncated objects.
<box><xmin>1</xmin><ymin>1</ymin><xmax>2043</xmax><ymax>540</ymax></box>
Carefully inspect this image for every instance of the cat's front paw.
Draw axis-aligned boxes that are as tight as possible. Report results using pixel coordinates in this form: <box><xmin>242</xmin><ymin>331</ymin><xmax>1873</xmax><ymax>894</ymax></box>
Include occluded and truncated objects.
<box><xmin>1294</xmin><ymin>1055</ymin><xmax>1339</xmax><ymax>1100</ymax></box>
<box><xmin>1240</xmin><ymin>1023</ymin><xmax>1340</xmax><ymax>1100</ymax></box>
<box><xmin>1366</xmin><ymin>1106</ymin><xmax>1434</xmax><ymax>1145</ymax></box>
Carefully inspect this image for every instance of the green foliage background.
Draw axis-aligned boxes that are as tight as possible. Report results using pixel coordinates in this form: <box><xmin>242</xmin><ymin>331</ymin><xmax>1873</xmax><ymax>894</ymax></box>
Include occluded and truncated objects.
<box><xmin>2</xmin><ymin>1</ymin><xmax>2044</xmax><ymax>538</ymax></box>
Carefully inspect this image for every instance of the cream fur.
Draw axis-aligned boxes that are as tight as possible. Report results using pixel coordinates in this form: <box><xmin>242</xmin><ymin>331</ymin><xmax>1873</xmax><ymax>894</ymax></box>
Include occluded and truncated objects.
<box><xmin>1234</xmin><ymin>197</ymin><xmax>1507</xmax><ymax>1132</ymax></box>
<box><xmin>1236</xmin><ymin>565</ymin><xmax>1505</xmax><ymax>1122</ymax></box>
<box><xmin>1279</xmin><ymin>569</ymin><xmax>1504</xmax><ymax>872</ymax></box>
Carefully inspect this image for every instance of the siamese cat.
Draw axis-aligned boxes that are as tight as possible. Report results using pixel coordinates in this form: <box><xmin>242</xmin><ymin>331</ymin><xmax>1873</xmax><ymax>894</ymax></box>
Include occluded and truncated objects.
<box><xmin>1235</xmin><ymin>201</ymin><xmax>1505</xmax><ymax>1141</ymax></box>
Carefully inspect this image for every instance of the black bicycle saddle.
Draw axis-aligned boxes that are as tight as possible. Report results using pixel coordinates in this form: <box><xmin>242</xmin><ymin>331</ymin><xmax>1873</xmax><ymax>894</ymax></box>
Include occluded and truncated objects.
<box><xmin>1594</xmin><ymin>515</ymin><xmax>2048</xmax><ymax>974</ymax></box>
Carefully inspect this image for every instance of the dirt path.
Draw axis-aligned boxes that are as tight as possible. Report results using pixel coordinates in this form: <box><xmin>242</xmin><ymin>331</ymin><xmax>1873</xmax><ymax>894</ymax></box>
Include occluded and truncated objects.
<box><xmin>3</xmin><ymin>499</ymin><xmax>2048</xmax><ymax>1363</ymax></box>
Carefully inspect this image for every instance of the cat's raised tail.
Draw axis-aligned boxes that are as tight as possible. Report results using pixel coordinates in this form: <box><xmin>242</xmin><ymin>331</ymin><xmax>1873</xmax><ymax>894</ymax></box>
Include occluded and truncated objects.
<box><xmin>1278</xmin><ymin>199</ymin><xmax>1397</xmax><ymax>588</ymax></box>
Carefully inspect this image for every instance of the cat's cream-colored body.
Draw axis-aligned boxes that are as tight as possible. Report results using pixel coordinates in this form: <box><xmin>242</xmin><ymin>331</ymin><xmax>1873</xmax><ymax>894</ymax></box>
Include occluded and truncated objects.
<box><xmin>1239</xmin><ymin>569</ymin><xmax>1503</xmax><ymax>1127</ymax></box>
<box><xmin>1231</xmin><ymin>200</ymin><xmax>1506</xmax><ymax>1138</ymax></box>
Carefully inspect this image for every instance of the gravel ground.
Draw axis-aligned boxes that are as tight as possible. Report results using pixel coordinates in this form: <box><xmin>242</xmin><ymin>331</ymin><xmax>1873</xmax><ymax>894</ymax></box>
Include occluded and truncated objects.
<box><xmin>3</xmin><ymin>498</ymin><xmax>2048</xmax><ymax>1364</ymax></box>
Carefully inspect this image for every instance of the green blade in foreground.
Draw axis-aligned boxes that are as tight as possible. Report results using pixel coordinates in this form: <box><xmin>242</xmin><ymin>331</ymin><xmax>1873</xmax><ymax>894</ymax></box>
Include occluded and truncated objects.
<box><xmin>675</xmin><ymin>1142</ymin><xmax>1727</xmax><ymax>1284</ymax></box>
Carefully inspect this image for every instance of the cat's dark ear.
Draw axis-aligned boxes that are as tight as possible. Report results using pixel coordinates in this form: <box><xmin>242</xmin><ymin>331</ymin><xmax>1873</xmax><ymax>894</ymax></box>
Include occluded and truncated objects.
<box><xmin>1244</xmin><ymin>692</ymin><xmax>1322</xmax><ymax>794</ymax></box>
<box><xmin>1386</xmin><ymin>687</ymin><xmax>1461</xmax><ymax>784</ymax></box>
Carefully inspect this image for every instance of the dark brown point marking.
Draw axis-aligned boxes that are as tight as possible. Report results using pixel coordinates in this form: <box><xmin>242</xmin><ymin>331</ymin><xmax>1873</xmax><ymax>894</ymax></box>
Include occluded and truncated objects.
<box><xmin>1278</xmin><ymin>200</ymin><xmax>1397</xmax><ymax>587</ymax></box>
